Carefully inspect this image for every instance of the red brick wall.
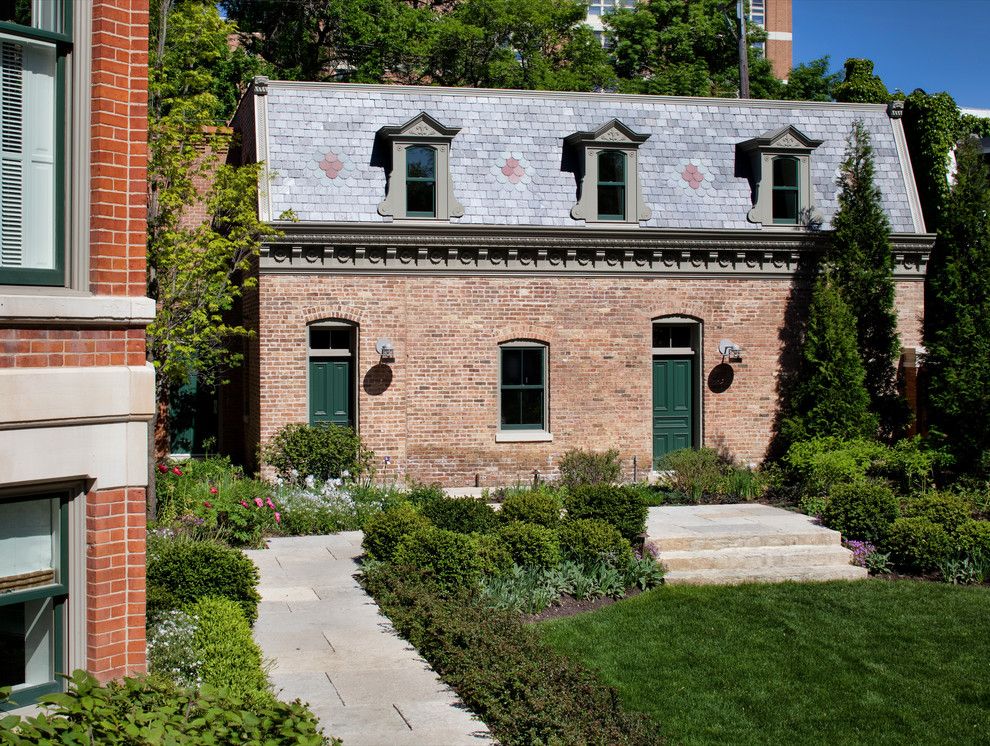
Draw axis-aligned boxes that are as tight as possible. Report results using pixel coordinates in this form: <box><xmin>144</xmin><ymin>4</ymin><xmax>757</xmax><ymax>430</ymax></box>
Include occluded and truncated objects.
<box><xmin>255</xmin><ymin>273</ymin><xmax>925</xmax><ymax>486</ymax></box>
<box><xmin>0</xmin><ymin>329</ymin><xmax>146</xmax><ymax>368</ymax></box>
<box><xmin>90</xmin><ymin>0</ymin><xmax>148</xmax><ymax>298</ymax></box>
<box><xmin>765</xmin><ymin>0</ymin><xmax>792</xmax><ymax>80</ymax></box>
<box><xmin>86</xmin><ymin>486</ymin><xmax>147</xmax><ymax>679</ymax></box>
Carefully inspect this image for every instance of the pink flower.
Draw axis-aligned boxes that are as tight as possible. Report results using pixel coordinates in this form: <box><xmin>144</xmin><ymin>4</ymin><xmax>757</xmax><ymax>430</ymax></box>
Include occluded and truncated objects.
<box><xmin>203</xmin><ymin>501</ymin><xmax>212</xmax><ymax>509</ymax></box>
<box><xmin>157</xmin><ymin>464</ymin><xmax>168</xmax><ymax>473</ymax></box>
<box><xmin>209</xmin><ymin>486</ymin><xmax>218</xmax><ymax>495</ymax></box>
<box><xmin>240</xmin><ymin>501</ymin><xmax>249</xmax><ymax>508</ymax></box>
<box><xmin>266</xmin><ymin>497</ymin><xmax>276</xmax><ymax>510</ymax></box>
<box><xmin>254</xmin><ymin>497</ymin><xmax>264</xmax><ymax>508</ymax></box>
<box><xmin>274</xmin><ymin>512</ymin><xmax>281</xmax><ymax>525</ymax></box>
<box><xmin>172</xmin><ymin>466</ymin><xmax>183</xmax><ymax>476</ymax></box>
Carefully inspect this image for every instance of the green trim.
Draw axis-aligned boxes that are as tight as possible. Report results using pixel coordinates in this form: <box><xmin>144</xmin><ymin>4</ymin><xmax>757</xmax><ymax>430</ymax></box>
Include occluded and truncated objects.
<box><xmin>406</xmin><ymin>145</ymin><xmax>437</xmax><ymax>218</ymax></box>
<box><xmin>771</xmin><ymin>156</ymin><xmax>800</xmax><ymax>225</ymax></box>
<box><xmin>597</xmin><ymin>151</ymin><xmax>626</xmax><ymax>221</ymax></box>
<box><xmin>0</xmin><ymin>21</ymin><xmax>70</xmax><ymax>45</ymax></box>
<box><xmin>0</xmin><ymin>28</ymin><xmax>68</xmax><ymax>287</ymax></box>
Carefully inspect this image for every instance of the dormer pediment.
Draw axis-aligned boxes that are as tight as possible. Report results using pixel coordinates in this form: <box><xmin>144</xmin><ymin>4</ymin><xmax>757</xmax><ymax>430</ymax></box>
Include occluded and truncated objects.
<box><xmin>377</xmin><ymin>112</ymin><xmax>460</xmax><ymax>141</ymax></box>
<box><xmin>565</xmin><ymin>119</ymin><xmax>650</xmax><ymax>147</ymax></box>
<box><xmin>738</xmin><ymin>125</ymin><xmax>823</xmax><ymax>153</ymax></box>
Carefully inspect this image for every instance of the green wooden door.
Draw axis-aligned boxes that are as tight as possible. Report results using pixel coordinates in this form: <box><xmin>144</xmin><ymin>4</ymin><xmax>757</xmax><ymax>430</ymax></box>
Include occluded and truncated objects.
<box><xmin>653</xmin><ymin>358</ymin><xmax>693</xmax><ymax>465</ymax></box>
<box><xmin>309</xmin><ymin>359</ymin><xmax>352</xmax><ymax>426</ymax></box>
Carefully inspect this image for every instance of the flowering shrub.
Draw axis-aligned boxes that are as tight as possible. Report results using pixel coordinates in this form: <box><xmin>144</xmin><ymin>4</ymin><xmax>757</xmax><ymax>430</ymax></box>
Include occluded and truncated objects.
<box><xmin>147</xmin><ymin>609</ymin><xmax>202</xmax><ymax>688</ymax></box>
<box><xmin>275</xmin><ymin>478</ymin><xmax>405</xmax><ymax>535</ymax></box>
<box><xmin>262</xmin><ymin>422</ymin><xmax>375</xmax><ymax>486</ymax></box>
<box><xmin>843</xmin><ymin>539</ymin><xmax>892</xmax><ymax>575</ymax></box>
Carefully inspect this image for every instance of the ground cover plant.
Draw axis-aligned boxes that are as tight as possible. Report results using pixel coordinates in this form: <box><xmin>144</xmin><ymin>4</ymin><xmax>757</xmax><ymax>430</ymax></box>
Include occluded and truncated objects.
<box><xmin>651</xmin><ymin>447</ymin><xmax>767</xmax><ymax>504</ymax></box>
<box><xmin>540</xmin><ymin>580</ymin><xmax>990</xmax><ymax>745</ymax></box>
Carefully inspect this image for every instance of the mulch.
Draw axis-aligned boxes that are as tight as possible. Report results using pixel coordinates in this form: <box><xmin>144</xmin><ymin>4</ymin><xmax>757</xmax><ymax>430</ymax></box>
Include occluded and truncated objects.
<box><xmin>523</xmin><ymin>587</ymin><xmax>644</xmax><ymax>623</ymax></box>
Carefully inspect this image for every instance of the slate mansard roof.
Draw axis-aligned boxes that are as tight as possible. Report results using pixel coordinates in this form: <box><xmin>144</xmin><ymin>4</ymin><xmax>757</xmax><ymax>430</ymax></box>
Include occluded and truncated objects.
<box><xmin>236</xmin><ymin>81</ymin><xmax>925</xmax><ymax>234</ymax></box>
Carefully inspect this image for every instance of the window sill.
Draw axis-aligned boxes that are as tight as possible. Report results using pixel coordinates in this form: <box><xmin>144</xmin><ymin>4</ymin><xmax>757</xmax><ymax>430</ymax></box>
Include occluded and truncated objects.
<box><xmin>496</xmin><ymin>430</ymin><xmax>553</xmax><ymax>443</ymax></box>
<box><xmin>0</xmin><ymin>293</ymin><xmax>155</xmax><ymax>326</ymax></box>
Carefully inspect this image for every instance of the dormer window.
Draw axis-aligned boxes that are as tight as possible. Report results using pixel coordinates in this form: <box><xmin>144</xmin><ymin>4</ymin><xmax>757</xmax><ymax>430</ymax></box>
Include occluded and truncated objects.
<box><xmin>406</xmin><ymin>146</ymin><xmax>436</xmax><ymax>218</ymax></box>
<box><xmin>739</xmin><ymin>125</ymin><xmax>823</xmax><ymax>229</ymax></box>
<box><xmin>567</xmin><ymin>120</ymin><xmax>651</xmax><ymax>225</ymax></box>
<box><xmin>597</xmin><ymin>151</ymin><xmax>626</xmax><ymax>220</ymax></box>
<box><xmin>377</xmin><ymin>112</ymin><xmax>464</xmax><ymax>221</ymax></box>
<box><xmin>772</xmin><ymin>156</ymin><xmax>800</xmax><ymax>224</ymax></box>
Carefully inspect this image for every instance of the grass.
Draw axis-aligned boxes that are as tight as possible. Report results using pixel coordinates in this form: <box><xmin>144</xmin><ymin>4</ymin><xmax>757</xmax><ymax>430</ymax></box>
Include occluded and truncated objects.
<box><xmin>539</xmin><ymin>580</ymin><xmax>990</xmax><ymax>745</ymax></box>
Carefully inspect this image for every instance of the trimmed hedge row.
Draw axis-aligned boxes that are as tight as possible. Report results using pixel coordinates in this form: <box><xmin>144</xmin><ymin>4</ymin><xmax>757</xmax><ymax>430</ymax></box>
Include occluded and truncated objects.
<box><xmin>360</xmin><ymin>564</ymin><xmax>663</xmax><ymax>746</ymax></box>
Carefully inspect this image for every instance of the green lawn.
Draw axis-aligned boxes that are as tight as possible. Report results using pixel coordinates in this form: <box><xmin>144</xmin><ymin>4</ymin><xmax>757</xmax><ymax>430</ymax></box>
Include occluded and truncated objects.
<box><xmin>539</xmin><ymin>580</ymin><xmax>990</xmax><ymax>745</ymax></box>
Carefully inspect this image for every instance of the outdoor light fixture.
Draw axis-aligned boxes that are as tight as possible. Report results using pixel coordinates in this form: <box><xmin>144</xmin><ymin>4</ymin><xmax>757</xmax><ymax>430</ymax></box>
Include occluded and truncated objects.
<box><xmin>718</xmin><ymin>339</ymin><xmax>743</xmax><ymax>361</ymax></box>
<box><xmin>376</xmin><ymin>338</ymin><xmax>395</xmax><ymax>363</ymax></box>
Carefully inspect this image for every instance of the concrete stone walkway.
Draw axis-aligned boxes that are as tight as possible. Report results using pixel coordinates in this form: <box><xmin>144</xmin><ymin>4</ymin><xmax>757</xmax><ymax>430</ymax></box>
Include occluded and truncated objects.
<box><xmin>244</xmin><ymin>533</ymin><xmax>493</xmax><ymax>746</ymax></box>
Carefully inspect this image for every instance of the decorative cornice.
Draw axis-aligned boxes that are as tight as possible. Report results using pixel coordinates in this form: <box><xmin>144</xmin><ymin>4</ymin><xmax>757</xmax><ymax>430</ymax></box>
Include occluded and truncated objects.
<box><xmin>259</xmin><ymin>225</ymin><xmax>932</xmax><ymax>280</ymax></box>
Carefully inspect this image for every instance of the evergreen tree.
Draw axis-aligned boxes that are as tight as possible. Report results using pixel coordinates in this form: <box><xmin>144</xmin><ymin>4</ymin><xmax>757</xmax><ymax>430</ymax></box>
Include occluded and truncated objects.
<box><xmin>827</xmin><ymin>120</ymin><xmax>907</xmax><ymax>437</ymax></box>
<box><xmin>924</xmin><ymin>138</ymin><xmax>990</xmax><ymax>473</ymax></box>
<box><xmin>781</xmin><ymin>273</ymin><xmax>878</xmax><ymax>444</ymax></box>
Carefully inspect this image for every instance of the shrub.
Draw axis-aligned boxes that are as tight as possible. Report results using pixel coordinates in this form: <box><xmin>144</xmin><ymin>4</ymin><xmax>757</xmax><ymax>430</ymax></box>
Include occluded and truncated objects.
<box><xmin>624</xmin><ymin>555</ymin><xmax>667</xmax><ymax>590</ymax></box>
<box><xmin>393</xmin><ymin>527</ymin><xmax>483</xmax><ymax>596</ymax></box>
<box><xmin>783</xmin><ymin>437</ymin><xmax>887</xmax><ymax>497</ymax></box>
<box><xmin>558</xmin><ymin>448</ymin><xmax>621</xmax><ymax>488</ymax></box>
<box><xmin>957</xmin><ymin>520</ymin><xmax>990</xmax><ymax>557</ymax></box>
<box><xmin>903</xmin><ymin>492</ymin><xmax>972</xmax><ymax>533</ymax></box>
<box><xmin>189</xmin><ymin>596</ymin><xmax>270</xmax><ymax>703</ymax></box>
<box><xmin>361</xmin><ymin>503</ymin><xmax>430</xmax><ymax>561</ymax></box>
<box><xmin>404</xmin><ymin>483</ymin><xmax>447</xmax><ymax>507</ymax></box>
<box><xmin>498</xmin><ymin>521</ymin><xmax>561</xmax><ymax>569</ymax></box>
<box><xmin>656</xmin><ymin>448</ymin><xmax>727</xmax><ymax>499</ymax></box>
<box><xmin>470</xmin><ymin>533</ymin><xmax>513</xmax><ymax>577</ymax></box>
<box><xmin>0</xmin><ymin>670</ymin><xmax>334</xmax><ymax>745</ymax></box>
<box><xmin>360</xmin><ymin>565</ymin><xmax>662</xmax><ymax>746</ymax></box>
<box><xmin>499</xmin><ymin>487</ymin><xmax>563</xmax><ymax>528</ymax></box>
<box><xmin>564</xmin><ymin>484</ymin><xmax>648</xmax><ymax>541</ymax></box>
<box><xmin>820</xmin><ymin>480</ymin><xmax>899</xmax><ymax>543</ymax></box>
<box><xmin>420</xmin><ymin>497</ymin><xmax>500</xmax><ymax>534</ymax></box>
<box><xmin>147</xmin><ymin>609</ymin><xmax>201</xmax><ymax>689</ymax></box>
<box><xmin>886</xmin><ymin>517</ymin><xmax>952</xmax><ymax>572</ymax></box>
<box><xmin>262</xmin><ymin>422</ymin><xmax>374</xmax><ymax>486</ymax></box>
<box><xmin>558</xmin><ymin>519</ymin><xmax>633</xmax><ymax>567</ymax></box>
<box><xmin>146</xmin><ymin>536</ymin><xmax>261</xmax><ymax>624</ymax></box>
<box><xmin>276</xmin><ymin>482</ymin><xmax>405</xmax><ymax>535</ymax></box>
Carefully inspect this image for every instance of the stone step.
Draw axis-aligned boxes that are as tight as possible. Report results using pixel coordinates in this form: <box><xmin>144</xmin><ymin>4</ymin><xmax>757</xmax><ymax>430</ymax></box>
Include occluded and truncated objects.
<box><xmin>646</xmin><ymin>526</ymin><xmax>840</xmax><ymax>553</ymax></box>
<box><xmin>663</xmin><ymin>563</ymin><xmax>868</xmax><ymax>585</ymax></box>
<box><xmin>658</xmin><ymin>543</ymin><xmax>856</xmax><ymax>572</ymax></box>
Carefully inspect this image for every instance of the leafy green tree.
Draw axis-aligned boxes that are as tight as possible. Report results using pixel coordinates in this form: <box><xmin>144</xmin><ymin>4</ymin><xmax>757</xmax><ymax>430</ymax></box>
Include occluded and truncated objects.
<box><xmin>826</xmin><ymin>120</ymin><xmax>906</xmax><ymax>437</ymax></box>
<box><xmin>833</xmin><ymin>58</ymin><xmax>890</xmax><ymax>104</ymax></box>
<box><xmin>604</xmin><ymin>0</ymin><xmax>779</xmax><ymax>97</ymax></box>
<box><xmin>148</xmin><ymin>0</ymin><xmax>273</xmax><ymax>453</ymax></box>
<box><xmin>902</xmin><ymin>90</ymin><xmax>961</xmax><ymax>234</ymax></box>
<box><xmin>924</xmin><ymin>137</ymin><xmax>990</xmax><ymax>473</ymax></box>
<box><xmin>781</xmin><ymin>273</ymin><xmax>878</xmax><ymax>444</ymax></box>
<box><xmin>781</xmin><ymin>56</ymin><xmax>840</xmax><ymax>102</ymax></box>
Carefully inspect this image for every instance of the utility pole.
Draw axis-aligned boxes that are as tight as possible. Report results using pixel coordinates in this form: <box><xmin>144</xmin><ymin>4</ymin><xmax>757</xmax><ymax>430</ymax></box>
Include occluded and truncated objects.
<box><xmin>737</xmin><ymin>0</ymin><xmax>750</xmax><ymax>98</ymax></box>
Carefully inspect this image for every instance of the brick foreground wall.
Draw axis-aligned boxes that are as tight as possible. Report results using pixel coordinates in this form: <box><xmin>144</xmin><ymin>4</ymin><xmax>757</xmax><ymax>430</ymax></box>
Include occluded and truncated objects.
<box><xmin>256</xmin><ymin>272</ymin><xmax>925</xmax><ymax>487</ymax></box>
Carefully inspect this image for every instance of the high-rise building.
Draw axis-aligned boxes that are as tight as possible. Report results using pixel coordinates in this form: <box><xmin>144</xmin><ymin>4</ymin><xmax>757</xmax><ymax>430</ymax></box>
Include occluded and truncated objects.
<box><xmin>750</xmin><ymin>0</ymin><xmax>792</xmax><ymax>80</ymax></box>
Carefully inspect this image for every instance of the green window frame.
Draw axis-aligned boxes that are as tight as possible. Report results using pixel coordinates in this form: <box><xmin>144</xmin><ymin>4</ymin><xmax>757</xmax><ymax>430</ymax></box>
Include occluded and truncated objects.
<box><xmin>597</xmin><ymin>150</ymin><xmax>626</xmax><ymax>221</ymax></box>
<box><xmin>0</xmin><ymin>1</ymin><xmax>71</xmax><ymax>287</ymax></box>
<box><xmin>406</xmin><ymin>145</ymin><xmax>437</xmax><ymax>218</ymax></box>
<box><xmin>771</xmin><ymin>156</ymin><xmax>800</xmax><ymax>224</ymax></box>
<box><xmin>500</xmin><ymin>345</ymin><xmax>546</xmax><ymax>431</ymax></box>
<box><xmin>0</xmin><ymin>490</ymin><xmax>69</xmax><ymax>710</ymax></box>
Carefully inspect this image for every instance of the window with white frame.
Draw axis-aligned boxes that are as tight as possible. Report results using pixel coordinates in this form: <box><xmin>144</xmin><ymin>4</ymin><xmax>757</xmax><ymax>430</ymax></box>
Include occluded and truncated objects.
<box><xmin>0</xmin><ymin>1</ymin><xmax>70</xmax><ymax>286</ymax></box>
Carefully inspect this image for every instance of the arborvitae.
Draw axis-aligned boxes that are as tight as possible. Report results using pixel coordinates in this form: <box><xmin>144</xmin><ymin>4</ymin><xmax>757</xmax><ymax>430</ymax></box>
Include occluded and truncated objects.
<box><xmin>924</xmin><ymin>138</ymin><xmax>990</xmax><ymax>473</ymax></box>
<box><xmin>827</xmin><ymin>120</ymin><xmax>907</xmax><ymax>437</ymax></box>
<box><xmin>781</xmin><ymin>273</ymin><xmax>878</xmax><ymax>444</ymax></box>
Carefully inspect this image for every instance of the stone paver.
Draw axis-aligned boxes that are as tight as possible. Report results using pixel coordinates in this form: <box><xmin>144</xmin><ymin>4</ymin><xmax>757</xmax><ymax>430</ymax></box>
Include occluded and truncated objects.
<box><xmin>245</xmin><ymin>533</ymin><xmax>493</xmax><ymax>746</ymax></box>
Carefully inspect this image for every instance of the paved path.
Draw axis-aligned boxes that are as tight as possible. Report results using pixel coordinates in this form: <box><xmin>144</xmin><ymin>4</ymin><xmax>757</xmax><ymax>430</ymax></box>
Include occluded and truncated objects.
<box><xmin>245</xmin><ymin>533</ymin><xmax>493</xmax><ymax>746</ymax></box>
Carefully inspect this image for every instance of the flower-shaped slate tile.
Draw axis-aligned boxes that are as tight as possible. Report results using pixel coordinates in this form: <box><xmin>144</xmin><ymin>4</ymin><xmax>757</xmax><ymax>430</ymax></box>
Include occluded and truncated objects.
<box><xmin>669</xmin><ymin>157</ymin><xmax>716</xmax><ymax>195</ymax></box>
<box><xmin>315</xmin><ymin>150</ymin><xmax>353</xmax><ymax>181</ymax></box>
<box><xmin>491</xmin><ymin>151</ymin><xmax>531</xmax><ymax>191</ymax></box>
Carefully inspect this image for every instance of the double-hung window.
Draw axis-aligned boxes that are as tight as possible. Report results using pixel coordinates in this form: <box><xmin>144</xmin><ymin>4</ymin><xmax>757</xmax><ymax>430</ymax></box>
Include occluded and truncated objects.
<box><xmin>771</xmin><ymin>156</ymin><xmax>799</xmax><ymax>224</ymax></box>
<box><xmin>500</xmin><ymin>345</ymin><xmax>546</xmax><ymax>431</ymax></box>
<box><xmin>405</xmin><ymin>146</ymin><xmax>436</xmax><ymax>218</ymax></box>
<box><xmin>0</xmin><ymin>1</ymin><xmax>70</xmax><ymax>286</ymax></box>
<box><xmin>0</xmin><ymin>491</ymin><xmax>68</xmax><ymax>709</ymax></box>
<box><xmin>597</xmin><ymin>150</ymin><xmax>626</xmax><ymax>221</ymax></box>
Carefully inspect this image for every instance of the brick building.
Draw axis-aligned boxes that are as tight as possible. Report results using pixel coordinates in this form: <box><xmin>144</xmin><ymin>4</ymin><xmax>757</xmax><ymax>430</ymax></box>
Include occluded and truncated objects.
<box><xmin>750</xmin><ymin>0</ymin><xmax>792</xmax><ymax>80</ymax></box>
<box><xmin>0</xmin><ymin>1</ymin><xmax>152</xmax><ymax>708</ymax></box>
<box><xmin>226</xmin><ymin>81</ymin><xmax>930</xmax><ymax>487</ymax></box>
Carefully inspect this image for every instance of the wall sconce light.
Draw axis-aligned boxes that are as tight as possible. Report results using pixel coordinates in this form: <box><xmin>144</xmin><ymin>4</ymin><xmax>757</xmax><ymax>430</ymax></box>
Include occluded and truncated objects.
<box><xmin>376</xmin><ymin>338</ymin><xmax>395</xmax><ymax>363</ymax></box>
<box><xmin>718</xmin><ymin>338</ymin><xmax>742</xmax><ymax>362</ymax></box>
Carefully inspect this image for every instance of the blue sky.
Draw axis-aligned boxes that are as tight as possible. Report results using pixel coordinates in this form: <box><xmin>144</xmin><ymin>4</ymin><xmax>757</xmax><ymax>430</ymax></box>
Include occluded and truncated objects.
<box><xmin>793</xmin><ymin>0</ymin><xmax>990</xmax><ymax>109</ymax></box>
